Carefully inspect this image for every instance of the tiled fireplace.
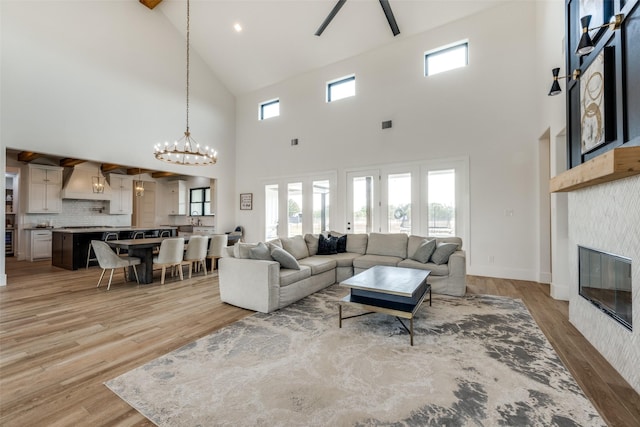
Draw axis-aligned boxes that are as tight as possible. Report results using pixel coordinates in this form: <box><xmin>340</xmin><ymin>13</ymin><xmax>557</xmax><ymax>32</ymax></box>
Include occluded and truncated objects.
<box><xmin>568</xmin><ymin>175</ymin><xmax>640</xmax><ymax>394</ymax></box>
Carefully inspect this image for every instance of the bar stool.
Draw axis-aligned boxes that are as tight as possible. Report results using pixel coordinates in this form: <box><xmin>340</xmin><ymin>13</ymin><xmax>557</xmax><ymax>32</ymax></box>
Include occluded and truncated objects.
<box><xmin>86</xmin><ymin>232</ymin><xmax>119</xmax><ymax>269</ymax></box>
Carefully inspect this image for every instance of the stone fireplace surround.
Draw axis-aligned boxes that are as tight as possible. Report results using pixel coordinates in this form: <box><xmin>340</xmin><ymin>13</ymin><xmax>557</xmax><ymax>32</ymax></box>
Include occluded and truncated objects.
<box><xmin>568</xmin><ymin>174</ymin><xmax>639</xmax><ymax>394</ymax></box>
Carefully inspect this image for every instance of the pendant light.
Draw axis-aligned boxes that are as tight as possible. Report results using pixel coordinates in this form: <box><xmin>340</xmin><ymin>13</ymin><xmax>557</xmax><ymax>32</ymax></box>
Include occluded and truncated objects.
<box><xmin>135</xmin><ymin>169</ymin><xmax>145</xmax><ymax>197</ymax></box>
<box><xmin>153</xmin><ymin>0</ymin><xmax>218</xmax><ymax>166</ymax></box>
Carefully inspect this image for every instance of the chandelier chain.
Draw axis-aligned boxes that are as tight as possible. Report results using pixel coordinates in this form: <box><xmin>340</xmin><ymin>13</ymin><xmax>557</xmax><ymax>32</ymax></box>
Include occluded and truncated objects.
<box><xmin>186</xmin><ymin>0</ymin><xmax>190</xmax><ymax>134</ymax></box>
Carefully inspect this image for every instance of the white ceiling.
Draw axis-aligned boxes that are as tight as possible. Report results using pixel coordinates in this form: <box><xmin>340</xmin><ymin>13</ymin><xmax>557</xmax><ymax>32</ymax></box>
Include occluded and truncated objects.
<box><xmin>155</xmin><ymin>0</ymin><xmax>507</xmax><ymax>95</ymax></box>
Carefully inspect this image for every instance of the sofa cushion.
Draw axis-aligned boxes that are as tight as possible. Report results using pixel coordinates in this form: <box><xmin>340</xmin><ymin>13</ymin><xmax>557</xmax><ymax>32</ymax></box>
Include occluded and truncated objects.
<box><xmin>431</xmin><ymin>243</ymin><xmax>458</xmax><ymax>265</ymax></box>
<box><xmin>366</xmin><ymin>233</ymin><xmax>408</xmax><ymax>258</ymax></box>
<box><xmin>411</xmin><ymin>239</ymin><xmax>437</xmax><ymax>263</ymax></box>
<box><xmin>234</xmin><ymin>242</ymin><xmax>258</xmax><ymax>259</ymax></box>
<box><xmin>346</xmin><ymin>233</ymin><xmax>368</xmax><ymax>255</ymax></box>
<box><xmin>435</xmin><ymin>236</ymin><xmax>463</xmax><ymax>251</ymax></box>
<box><xmin>279</xmin><ymin>265</ymin><xmax>311</xmax><ymax>287</ymax></box>
<box><xmin>304</xmin><ymin>234</ymin><xmax>319</xmax><ymax>256</ymax></box>
<box><xmin>397</xmin><ymin>259</ymin><xmax>450</xmax><ymax>276</ymax></box>
<box><xmin>271</xmin><ymin>247</ymin><xmax>300</xmax><ymax>270</ymax></box>
<box><xmin>330</xmin><ymin>233</ymin><xmax>347</xmax><ymax>253</ymax></box>
<box><xmin>280</xmin><ymin>235</ymin><xmax>309</xmax><ymax>260</ymax></box>
<box><xmin>324</xmin><ymin>252</ymin><xmax>361</xmax><ymax>267</ymax></box>
<box><xmin>249</xmin><ymin>242</ymin><xmax>273</xmax><ymax>260</ymax></box>
<box><xmin>317</xmin><ymin>234</ymin><xmax>338</xmax><ymax>255</ymax></box>
<box><xmin>298</xmin><ymin>256</ymin><xmax>337</xmax><ymax>275</ymax></box>
<box><xmin>353</xmin><ymin>254</ymin><xmax>403</xmax><ymax>269</ymax></box>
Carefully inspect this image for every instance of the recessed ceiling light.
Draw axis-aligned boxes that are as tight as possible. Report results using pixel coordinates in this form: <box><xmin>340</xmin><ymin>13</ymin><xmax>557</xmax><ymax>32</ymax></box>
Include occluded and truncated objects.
<box><xmin>233</xmin><ymin>23</ymin><xmax>242</xmax><ymax>33</ymax></box>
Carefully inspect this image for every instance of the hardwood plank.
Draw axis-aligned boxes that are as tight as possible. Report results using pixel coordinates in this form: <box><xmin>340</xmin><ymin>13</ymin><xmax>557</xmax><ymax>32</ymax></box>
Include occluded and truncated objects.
<box><xmin>1</xmin><ymin>260</ymin><xmax>638</xmax><ymax>426</ymax></box>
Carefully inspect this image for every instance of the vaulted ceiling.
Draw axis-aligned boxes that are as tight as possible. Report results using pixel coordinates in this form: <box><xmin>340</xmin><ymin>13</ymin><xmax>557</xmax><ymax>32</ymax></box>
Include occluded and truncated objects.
<box><xmin>142</xmin><ymin>0</ymin><xmax>507</xmax><ymax>95</ymax></box>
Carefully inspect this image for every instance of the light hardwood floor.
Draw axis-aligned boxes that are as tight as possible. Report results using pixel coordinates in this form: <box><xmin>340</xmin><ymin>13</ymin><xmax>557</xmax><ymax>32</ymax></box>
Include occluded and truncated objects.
<box><xmin>1</xmin><ymin>258</ymin><xmax>639</xmax><ymax>426</ymax></box>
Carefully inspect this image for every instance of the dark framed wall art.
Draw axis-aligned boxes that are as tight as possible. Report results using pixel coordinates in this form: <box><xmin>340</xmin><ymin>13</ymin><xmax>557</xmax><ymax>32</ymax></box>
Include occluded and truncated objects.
<box><xmin>240</xmin><ymin>193</ymin><xmax>253</xmax><ymax>210</ymax></box>
<box><xmin>565</xmin><ymin>0</ymin><xmax>640</xmax><ymax>168</ymax></box>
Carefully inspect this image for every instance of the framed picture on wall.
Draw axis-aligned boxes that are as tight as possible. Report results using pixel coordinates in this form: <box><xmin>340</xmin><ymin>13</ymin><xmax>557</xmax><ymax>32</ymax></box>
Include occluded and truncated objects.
<box><xmin>580</xmin><ymin>50</ymin><xmax>607</xmax><ymax>153</ymax></box>
<box><xmin>240</xmin><ymin>193</ymin><xmax>253</xmax><ymax>210</ymax></box>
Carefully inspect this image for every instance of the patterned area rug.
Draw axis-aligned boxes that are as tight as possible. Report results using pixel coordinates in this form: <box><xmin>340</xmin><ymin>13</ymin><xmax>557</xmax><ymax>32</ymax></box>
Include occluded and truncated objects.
<box><xmin>106</xmin><ymin>286</ymin><xmax>604</xmax><ymax>426</ymax></box>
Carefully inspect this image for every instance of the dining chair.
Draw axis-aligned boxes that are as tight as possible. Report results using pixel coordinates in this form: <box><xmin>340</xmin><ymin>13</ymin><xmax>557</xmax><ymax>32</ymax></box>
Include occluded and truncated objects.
<box><xmin>91</xmin><ymin>240</ymin><xmax>140</xmax><ymax>290</ymax></box>
<box><xmin>206</xmin><ymin>234</ymin><xmax>228</xmax><ymax>271</ymax></box>
<box><xmin>181</xmin><ymin>235</ymin><xmax>209</xmax><ymax>278</ymax></box>
<box><xmin>153</xmin><ymin>237</ymin><xmax>185</xmax><ymax>285</ymax></box>
<box><xmin>86</xmin><ymin>232</ymin><xmax>119</xmax><ymax>269</ymax></box>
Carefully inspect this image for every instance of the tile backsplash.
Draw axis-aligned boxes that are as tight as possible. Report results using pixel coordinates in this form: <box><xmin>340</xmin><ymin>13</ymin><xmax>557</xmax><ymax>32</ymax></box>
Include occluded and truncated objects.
<box><xmin>23</xmin><ymin>199</ymin><xmax>130</xmax><ymax>228</ymax></box>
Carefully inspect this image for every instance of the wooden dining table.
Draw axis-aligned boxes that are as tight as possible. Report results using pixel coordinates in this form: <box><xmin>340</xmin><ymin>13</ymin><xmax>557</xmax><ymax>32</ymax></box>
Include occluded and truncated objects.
<box><xmin>107</xmin><ymin>237</ymin><xmax>175</xmax><ymax>284</ymax></box>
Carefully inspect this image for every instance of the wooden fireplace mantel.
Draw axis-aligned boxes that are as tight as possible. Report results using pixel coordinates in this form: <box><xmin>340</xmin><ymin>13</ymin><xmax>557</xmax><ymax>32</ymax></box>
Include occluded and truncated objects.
<box><xmin>550</xmin><ymin>146</ymin><xmax>640</xmax><ymax>192</ymax></box>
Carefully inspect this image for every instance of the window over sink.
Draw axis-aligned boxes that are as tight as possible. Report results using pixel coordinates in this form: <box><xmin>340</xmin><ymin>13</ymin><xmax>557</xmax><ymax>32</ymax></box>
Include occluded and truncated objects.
<box><xmin>189</xmin><ymin>187</ymin><xmax>212</xmax><ymax>216</ymax></box>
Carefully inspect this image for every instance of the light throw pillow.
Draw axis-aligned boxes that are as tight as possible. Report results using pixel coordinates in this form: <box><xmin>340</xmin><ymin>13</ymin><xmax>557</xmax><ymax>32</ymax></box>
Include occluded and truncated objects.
<box><xmin>430</xmin><ymin>242</ymin><xmax>458</xmax><ymax>265</ymax></box>
<box><xmin>317</xmin><ymin>234</ymin><xmax>338</xmax><ymax>255</ymax></box>
<box><xmin>411</xmin><ymin>239</ymin><xmax>437</xmax><ymax>263</ymax></box>
<box><xmin>330</xmin><ymin>233</ymin><xmax>347</xmax><ymax>253</ymax></box>
<box><xmin>305</xmin><ymin>234</ymin><xmax>319</xmax><ymax>256</ymax></box>
<box><xmin>271</xmin><ymin>247</ymin><xmax>300</xmax><ymax>270</ymax></box>
<box><xmin>280</xmin><ymin>235</ymin><xmax>310</xmax><ymax>260</ymax></box>
<box><xmin>249</xmin><ymin>242</ymin><xmax>273</xmax><ymax>261</ymax></box>
<box><xmin>233</xmin><ymin>242</ymin><xmax>258</xmax><ymax>259</ymax></box>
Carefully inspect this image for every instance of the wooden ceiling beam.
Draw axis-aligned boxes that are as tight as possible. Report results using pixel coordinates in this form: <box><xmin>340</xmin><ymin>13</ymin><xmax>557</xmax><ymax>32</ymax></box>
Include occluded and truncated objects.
<box><xmin>101</xmin><ymin>163</ymin><xmax>125</xmax><ymax>173</ymax></box>
<box><xmin>17</xmin><ymin>151</ymin><xmax>44</xmax><ymax>162</ymax></box>
<box><xmin>151</xmin><ymin>171</ymin><xmax>180</xmax><ymax>179</ymax></box>
<box><xmin>139</xmin><ymin>0</ymin><xmax>163</xmax><ymax>10</ymax></box>
<box><xmin>59</xmin><ymin>158</ymin><xmax>86</xmax><ymax>167</ymax></box>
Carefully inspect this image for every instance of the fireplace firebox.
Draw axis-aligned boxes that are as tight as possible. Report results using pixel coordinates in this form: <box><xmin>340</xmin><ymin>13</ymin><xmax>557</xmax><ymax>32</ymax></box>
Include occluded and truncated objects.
<box><xmin>579</xmin><ymin>246</ymin><xmax>632</xmax><ymax>331</ymax></box>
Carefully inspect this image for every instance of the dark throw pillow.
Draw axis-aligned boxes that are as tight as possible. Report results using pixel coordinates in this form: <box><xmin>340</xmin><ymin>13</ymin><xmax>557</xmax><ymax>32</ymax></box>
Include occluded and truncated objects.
<box><xmin>317</xmin><ymin>234</ymin><xmax>338</xmax><ymax>255</ymax></box>
<box><xmin>331</xmin><ymin>233</ymin><xmax>347</xmax><ymax>253</ymax></box>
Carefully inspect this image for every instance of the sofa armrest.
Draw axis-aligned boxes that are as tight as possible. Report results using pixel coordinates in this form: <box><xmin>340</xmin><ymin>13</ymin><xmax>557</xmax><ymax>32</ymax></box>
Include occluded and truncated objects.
<box><xmin>219</xmin><ymin>257</ymin><xmax>281</xmax><ymax>313</ymax></box>
<box><xmin>448</xmin><ymin>250</ymin><xmax>466</xmax><ymax>279</ymax></box>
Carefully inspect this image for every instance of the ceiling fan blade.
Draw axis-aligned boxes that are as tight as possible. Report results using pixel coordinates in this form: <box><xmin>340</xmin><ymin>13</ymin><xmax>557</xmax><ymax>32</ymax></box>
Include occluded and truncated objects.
<box><xmin>315</xmin><ymin>0</ymin><xmax>347</xmax><ymax>36</ymax></box>
<box><xmin>379</xmin><ymin>0</ymin><xmax>400</xmax><ymax>36</ymax></box>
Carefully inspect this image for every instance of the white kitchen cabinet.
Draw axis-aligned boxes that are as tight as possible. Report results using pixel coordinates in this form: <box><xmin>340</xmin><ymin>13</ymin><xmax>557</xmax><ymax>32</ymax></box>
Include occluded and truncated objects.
<box><xmin>168</xmin><ymin>180</ymin><xmax>186</xmax><ymax>215</ymax></box>
<box><xmin>26</xmin><ymin>229</ymin><xmax>53</xmax><ymax>261</ymax></box>
<box><xmin>108</xmin><ymin>174</ymin><xmax>133</xmax><ymax>214</ymax></box>
<box><xmin>27</xmin><ymin>164</ymin><xmax>63</xmax><ymax>213</ymax></box>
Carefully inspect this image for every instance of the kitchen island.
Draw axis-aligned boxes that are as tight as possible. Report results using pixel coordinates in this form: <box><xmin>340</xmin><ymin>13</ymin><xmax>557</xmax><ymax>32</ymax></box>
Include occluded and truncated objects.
<box><xmin>51</xmin><ymin>227</ymin><xmax>176</xmax><ymax>270</ymax></box>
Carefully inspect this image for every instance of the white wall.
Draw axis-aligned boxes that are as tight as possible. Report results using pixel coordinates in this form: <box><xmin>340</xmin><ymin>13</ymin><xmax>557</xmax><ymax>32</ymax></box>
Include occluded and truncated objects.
<box><xmin>0</xmin><ymin>0</ymin><xmax>237</xmax><ymax>284</ymax></box>
<box><xmin>235</xmin><ymin>1</ymin><xmax>542</xmax><ymax>281</ymax></box>
<box><xmin>534</xmin><ymin>0</ymin><xmax>571</xmax><ymax>299</ymax></box>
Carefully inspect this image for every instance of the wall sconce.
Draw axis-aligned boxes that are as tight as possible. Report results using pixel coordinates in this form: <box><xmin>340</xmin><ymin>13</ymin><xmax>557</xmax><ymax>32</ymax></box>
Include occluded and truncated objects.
<box><xmin>548</xmin><ymin>68</ymin><xmax>581</xmax><ymax>96</ymax></box>
<box><xmin>576</xmin><ymin>13</ymin><xmax>623</xmax><ymax>56</ymax></box>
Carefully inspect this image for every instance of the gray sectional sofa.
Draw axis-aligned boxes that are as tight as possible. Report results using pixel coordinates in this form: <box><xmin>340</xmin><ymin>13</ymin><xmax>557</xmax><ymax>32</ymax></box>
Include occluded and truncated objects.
<box><xmin>219</xmin><ymin>232</ymin><xmax>466</xmax><ymax>313</ymax></box>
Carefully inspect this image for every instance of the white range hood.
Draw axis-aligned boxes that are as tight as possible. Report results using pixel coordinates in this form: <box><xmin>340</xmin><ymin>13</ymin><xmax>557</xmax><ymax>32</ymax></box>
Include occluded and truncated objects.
<box><xmin>61</xmin><ymin>163</ymin><xmax>112</xmax><ymax>200</ymax></box>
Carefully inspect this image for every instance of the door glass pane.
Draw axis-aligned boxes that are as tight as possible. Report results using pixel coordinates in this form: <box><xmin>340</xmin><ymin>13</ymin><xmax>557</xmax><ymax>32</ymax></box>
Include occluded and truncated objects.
<box><xmin>265</xmin><ymin>184</ymin><xmax>279</xmax><ymax>241</ymax></box>
<box><xmin>428</xmin><ymin>169</ymin><xmax>455</xmax><ymax>236</ymax></box>
<box><xmin>388</xmin><ymin>173</ymin><xmax>411</xmax><ymax>234</ymax></box>
<box><xmin>287</xmin><ymin>182</ymin><xmax>303</xmax><ymax>237</ymax></box>
<box><xmin>353</xmin><ymin>176</ymin><xmax>374</xmax><ymax>234</ymax></box>
<box><xmin>313</xmin><ymin>180</ymin><xmax>330</xmax><ymax>234</ymax></box>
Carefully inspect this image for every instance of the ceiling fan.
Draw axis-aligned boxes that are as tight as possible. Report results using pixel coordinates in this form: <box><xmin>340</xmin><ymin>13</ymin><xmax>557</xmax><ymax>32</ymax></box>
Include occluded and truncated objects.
<box><xmin>315</xmin><ymin>0</ymin><xmax>400</xmax><ymax>37</ymax></box>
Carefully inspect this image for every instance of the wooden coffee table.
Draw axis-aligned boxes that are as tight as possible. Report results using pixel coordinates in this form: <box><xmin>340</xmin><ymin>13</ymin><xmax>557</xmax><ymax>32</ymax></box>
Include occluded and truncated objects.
<box><xmin>339</xmin><ymin>265</ymin><xmax>431</xmax><ymax>346</ymax></box>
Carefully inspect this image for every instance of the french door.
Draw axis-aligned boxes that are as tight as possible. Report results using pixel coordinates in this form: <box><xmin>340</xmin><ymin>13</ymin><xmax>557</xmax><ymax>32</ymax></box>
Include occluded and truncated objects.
<box><xmin>346</xmin><ymin>158</ymin><xmax>467</xmax><ymax>240</ymax></box>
